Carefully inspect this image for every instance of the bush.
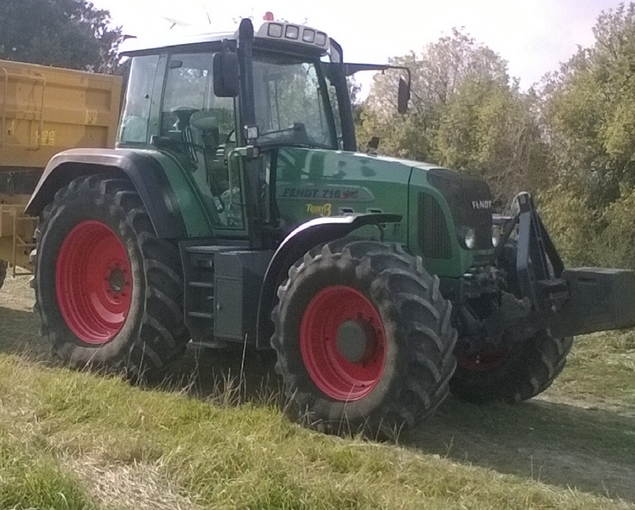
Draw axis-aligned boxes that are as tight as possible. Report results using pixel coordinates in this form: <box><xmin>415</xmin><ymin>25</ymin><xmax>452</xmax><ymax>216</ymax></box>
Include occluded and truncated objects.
<box><xmin>537</xmin><ymin>185</ymin><xmax>603</xmax><ymax>267</ymax></box>
<box><xmin>600</xmin><ymin>187</ymin><xmax>635</xmax><ymax>268</ymax></box>
<box><xmin>538</xmin><ymin>184</ymin><xmax>635</xmax><ymax>270</ymax></box>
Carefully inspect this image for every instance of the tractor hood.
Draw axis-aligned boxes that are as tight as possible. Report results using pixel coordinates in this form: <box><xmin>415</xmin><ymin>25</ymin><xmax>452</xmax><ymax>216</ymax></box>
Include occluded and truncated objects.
<box><xmin>354</xmin><ymin>152</ymin><xmax>441</xmax><ymax>172</ymax></box>
<box><xmin>275</xmin><ymin>149</ymin><xmax>421</xmax><ymax>228</ymax></box>
<box><xmin>274</xmin><ymin>148</ymin><xmax>493</xmax><ymax>256</ymax></box>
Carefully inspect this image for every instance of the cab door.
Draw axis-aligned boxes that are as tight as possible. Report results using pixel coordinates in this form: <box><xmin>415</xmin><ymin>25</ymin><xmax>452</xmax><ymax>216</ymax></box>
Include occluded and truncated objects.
<box><xmin>159</xmin><ymin>51</ymin><xmax>249</xmax><ymax>237</ymax></box>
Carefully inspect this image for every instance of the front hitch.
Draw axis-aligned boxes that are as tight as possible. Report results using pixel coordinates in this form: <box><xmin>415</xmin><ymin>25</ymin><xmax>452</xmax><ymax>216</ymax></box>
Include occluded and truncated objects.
<box><xmin>497</xmin><ymin>192</ymin><xmax>635</xmax><ymax>338</ymax></box>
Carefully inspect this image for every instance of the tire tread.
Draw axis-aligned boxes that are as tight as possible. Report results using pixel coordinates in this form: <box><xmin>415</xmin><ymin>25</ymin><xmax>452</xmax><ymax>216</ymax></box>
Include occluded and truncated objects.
<box><xmin>32</xmin><ymin>175</ymin><xmax>189</xmax><ymax>376</ymax></box>
<box><xmin>271</xmin><ymin>239</ymin><xmax>457</xmax><ymax>436</ymax></box>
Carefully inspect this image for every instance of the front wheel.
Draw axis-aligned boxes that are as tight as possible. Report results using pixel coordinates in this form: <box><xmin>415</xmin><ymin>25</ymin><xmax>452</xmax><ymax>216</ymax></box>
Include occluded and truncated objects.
<box><xmin>33</xmin><ymin>175</ymin><xmax>190</xmax><ymax>376</ymax></box>
<box><xmin>271</xmin><ymin>240</ymin><xmax>457</xmax><ymax>436</ymax></box>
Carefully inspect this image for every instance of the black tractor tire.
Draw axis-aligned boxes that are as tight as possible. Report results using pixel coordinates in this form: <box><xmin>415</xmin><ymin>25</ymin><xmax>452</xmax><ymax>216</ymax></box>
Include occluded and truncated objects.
<box><xmin>32</xmin><ymin>175</ymin><xmax>190</xmax><ymax>377</ymax></box>
<box><xmin>271</xmin><ymin>239</ymin><xmax>457</xmax><ymax>436</ymax></box>
<box><xmin>450</xmin><ymin>331</ymin><xmax>573</xmax><ymax>404</ymax></box>
<box><xmin>0</xmin><ymin>261</ymin><xmax>6</xmax><ymax>291</ymax></box>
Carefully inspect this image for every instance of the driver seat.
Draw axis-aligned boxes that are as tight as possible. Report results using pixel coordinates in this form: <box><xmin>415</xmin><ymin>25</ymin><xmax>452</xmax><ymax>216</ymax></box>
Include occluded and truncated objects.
<box><xmin>190</xmin><ymin>110</ymin><xmax>224</xmax><ymax>196</ymax></box>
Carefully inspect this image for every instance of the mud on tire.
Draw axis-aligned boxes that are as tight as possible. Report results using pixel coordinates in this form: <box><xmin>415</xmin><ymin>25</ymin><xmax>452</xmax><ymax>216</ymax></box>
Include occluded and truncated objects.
<box><xmin>32</xmin><ymin>175</ymin><xmax>189</xmax><ymax>377</ymax></box>
<box><xmin>271</xmin><ymin>239</ymin><xmax>457</xmax><ymax>437</ymax></box>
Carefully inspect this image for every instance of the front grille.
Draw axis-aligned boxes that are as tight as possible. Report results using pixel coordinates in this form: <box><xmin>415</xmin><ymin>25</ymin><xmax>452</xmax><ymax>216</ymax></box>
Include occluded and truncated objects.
<box><xmin>418</xmin><ymin>192</ymin><xmax>452</xmax><ymax>259</ymax></box>
<box><xmin>427</xmin><ymin>169</ymin><xmax>493</xmax><ymax>250</ymax></box>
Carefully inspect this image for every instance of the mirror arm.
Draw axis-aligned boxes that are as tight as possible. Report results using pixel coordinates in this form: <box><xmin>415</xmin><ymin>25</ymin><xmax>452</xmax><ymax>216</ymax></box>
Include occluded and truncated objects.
<box><xmin>343</xmin><ymin>62</ymin><xmax>411</xmax><ymax>114</ymax></box>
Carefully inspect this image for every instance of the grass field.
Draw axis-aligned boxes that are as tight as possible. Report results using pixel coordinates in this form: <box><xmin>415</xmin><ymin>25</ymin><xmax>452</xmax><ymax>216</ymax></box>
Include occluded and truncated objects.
<box><xmin>1</xmin><ymin>276</ymin><xmax>635</xmax><ymax>509</ymax></box>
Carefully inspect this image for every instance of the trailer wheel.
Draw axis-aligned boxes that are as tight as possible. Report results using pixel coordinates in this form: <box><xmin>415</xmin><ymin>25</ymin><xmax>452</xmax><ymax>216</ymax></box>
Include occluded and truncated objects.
<box><xmin>450</xmin><ymin>332</ymin><xmax>573</xmax><ymax>403</ymax></box>
<box><xmin>0</xmin><ymin>261</ymin><xmax>6</xmax><ymax>291</ymax></box>
<box><xmin>33</xmin><ymin>175</ymin><xmax>189</xmax><ymax>377</ymax></box>
<box><xmin>271</xmin><ymin>240</ymin><xmax>457</xmax><ymax>436</ymax></box>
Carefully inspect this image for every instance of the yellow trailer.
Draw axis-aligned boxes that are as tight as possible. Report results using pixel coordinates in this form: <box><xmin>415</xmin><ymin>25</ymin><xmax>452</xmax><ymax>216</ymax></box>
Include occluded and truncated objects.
<box><xmin>0</xmin><ymin>59</ymin><xmax>122</xmax><ymax>288</ymax></box>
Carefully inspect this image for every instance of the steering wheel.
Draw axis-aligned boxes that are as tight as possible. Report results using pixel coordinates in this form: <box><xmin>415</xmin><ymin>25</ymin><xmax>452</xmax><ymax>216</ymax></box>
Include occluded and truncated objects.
<box><xmin>170</xmin><ymin>106</ymin><xmax>199</xmax><ymax>128</ymax></box>
<box><xmin>224</xmin><ymin>129</ymin><xmax>236</xmax><ymax>145</ymax></box>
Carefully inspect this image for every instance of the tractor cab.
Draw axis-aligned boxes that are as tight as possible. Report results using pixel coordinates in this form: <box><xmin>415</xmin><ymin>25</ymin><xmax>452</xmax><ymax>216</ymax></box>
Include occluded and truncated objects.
<box><xmin>118</xmin><ymin>20</ymin><xmax>351</xmax><ymax>239</ymax></box>
<box><xmin>117</xmin><ymin>19</ymin><xmax>408</xmax><ymax>246</ymax></box>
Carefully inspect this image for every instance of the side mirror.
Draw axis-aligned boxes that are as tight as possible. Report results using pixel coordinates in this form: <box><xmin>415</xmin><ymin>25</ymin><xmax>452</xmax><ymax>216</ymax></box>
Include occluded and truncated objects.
<box><xmin>213</xmin><ymin>51</ymin><xmax>239</xmax><ymax>98</ymax></box>
<box><xmin>397</xmin><ymin>77</ymin><xmax>410</xmax><ymax>114</ymax></box>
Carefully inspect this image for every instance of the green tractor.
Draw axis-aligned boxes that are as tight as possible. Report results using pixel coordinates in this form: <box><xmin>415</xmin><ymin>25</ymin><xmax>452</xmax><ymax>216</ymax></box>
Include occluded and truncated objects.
<box><xmin>26</xmin><ymin>19</ymin><xmax>635</xmax><ymax>435</ymax></box>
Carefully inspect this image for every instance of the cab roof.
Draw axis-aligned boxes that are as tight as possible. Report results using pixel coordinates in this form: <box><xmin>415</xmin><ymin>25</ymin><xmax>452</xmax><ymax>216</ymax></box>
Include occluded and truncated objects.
<box><xmin>120</xmin><ymin>21</ymin><xmax>330</xmax><ymax>57</ymax></box>
<box><xmin>120</xmin><ymin>30</ymin><xmax>236</xmax><ymax>56</ymax></box>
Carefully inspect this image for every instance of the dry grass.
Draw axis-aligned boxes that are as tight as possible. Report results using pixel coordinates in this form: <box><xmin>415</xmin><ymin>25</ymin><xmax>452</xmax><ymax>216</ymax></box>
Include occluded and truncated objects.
<box><xmin>65</xmin><ymin>456</ymin><xmax>204</xmax><ymax>510</ymax></box>
<box><xmin>546</xmin><ymin>329</ymin><xmax>635</xmax><ymax>413</ymax></box>
<box><xmin>1</xmin><ymin>276</ymin><xmax>635</xmax><ymax>509</ymax></box>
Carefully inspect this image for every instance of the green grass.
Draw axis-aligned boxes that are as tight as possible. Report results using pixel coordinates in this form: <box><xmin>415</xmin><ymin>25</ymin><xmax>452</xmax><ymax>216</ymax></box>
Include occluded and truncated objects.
<box><xmin>0</xmin><ymin>356</ymin><xmax>631</xmax><ymax>510</ymax></box>
<box><xmin>2</xmin><ymin>277</ymin><xmax>635</xmax><ymax>509</ymax></box>
<box><xmin>548</xmin><ymin>330</ymin><xmax>635</xmax><ymax>412</ymax></box>
<box><xmin>0</xmin><ymin>428</ymin><xmax>98</xmax><ymax>510</ymax></box>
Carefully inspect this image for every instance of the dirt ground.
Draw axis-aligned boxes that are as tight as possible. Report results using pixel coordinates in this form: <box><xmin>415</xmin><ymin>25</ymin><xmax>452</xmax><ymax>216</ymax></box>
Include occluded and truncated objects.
<box><xmin>2</xmin><ymin>275</ymin><xmax>635</xmax><ymax>505</ymax></box>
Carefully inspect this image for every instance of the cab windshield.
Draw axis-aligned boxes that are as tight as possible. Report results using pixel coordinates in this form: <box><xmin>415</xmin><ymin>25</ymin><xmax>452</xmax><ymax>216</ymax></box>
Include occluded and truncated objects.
<box><xmin>253</xmin><ymin>54</ymin><xmax>337</xmax><ymax>149</ymax></box>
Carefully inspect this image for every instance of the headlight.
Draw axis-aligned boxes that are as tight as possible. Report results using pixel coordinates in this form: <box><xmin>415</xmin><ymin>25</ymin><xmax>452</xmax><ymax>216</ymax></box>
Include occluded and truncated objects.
<box><xmin>315</xmin><ymin>32</ymin><xmax>328</xmax><ymax>46</ymax></box>
<box><xmin>492</xmin><ymin>226</ymin><xmax>500</xmax><ymax>247</ymax></box>
<box><xmin>268</xmin><ymin>23</ymin><xmax>283</xmax><ymax>38</ymax></box>
<box><xmin>302</xmin><ymin>28</ymin><xmax>316</xmax><ymax>43</ymax></box>
<box><xmin>464</xmin><ymin>228</ymin><xmax>476</xmax><ymax>249</ymax></box>
<box><xmin>285</xmin><ymin>25</ymin><xmax>300</xmax><ymax>39</ymax></box>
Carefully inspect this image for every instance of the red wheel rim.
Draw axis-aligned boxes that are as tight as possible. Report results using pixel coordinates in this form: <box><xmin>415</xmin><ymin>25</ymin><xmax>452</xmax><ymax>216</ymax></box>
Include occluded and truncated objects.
<box><xmin>55</xmin><ymin>220</ymin><xmax>133</xmax><ymax>345</ymax></box>
<box><xmin>457</xmin><ymin>348</ymin><xmax>510</xmax><ymax>372</ymax></box>
<box><xmin>300</xmin><ymin>286</ymin><xmax>386</xmax><ymax>401</ymax></box>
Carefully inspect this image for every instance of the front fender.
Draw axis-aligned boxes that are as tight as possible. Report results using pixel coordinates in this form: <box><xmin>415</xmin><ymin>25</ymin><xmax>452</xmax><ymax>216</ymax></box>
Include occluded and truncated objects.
<box><xmin>25</xmin><ymin>148</ymin><xmax>204</xmax><ymax>239</ymax></box>
<box><xmin>255</xmin><ymin>213</ymin><xmax>402</xmax><ymax>349</ymax></box>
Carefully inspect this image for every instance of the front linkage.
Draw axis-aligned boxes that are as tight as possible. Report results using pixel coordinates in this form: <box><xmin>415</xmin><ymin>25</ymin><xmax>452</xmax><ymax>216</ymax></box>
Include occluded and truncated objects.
<box><xmin>459</xmin><ymin>192</ymin><xmax>635</xmax><ymax>348</ymax></box>
<box><xmin>507</xmin><ymin>193</ymin><xmax>634</xmax><ymax>338</ymax></box>
<box><xmin>448</xmin><ymin>192</ymin><xmax>635</xmax><ymax>403</ymax></box>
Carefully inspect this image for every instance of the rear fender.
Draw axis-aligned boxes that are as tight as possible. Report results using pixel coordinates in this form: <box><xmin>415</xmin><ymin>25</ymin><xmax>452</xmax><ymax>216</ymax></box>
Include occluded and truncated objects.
<box><xmin>255</xmin><ymin>213</ymin><xmax>402</xmax><ymax>349</ymax></box>
<box><xmin>25</xmin><ymin>149</ymin><xmax>191</xmax><ymax>239</ymax></box>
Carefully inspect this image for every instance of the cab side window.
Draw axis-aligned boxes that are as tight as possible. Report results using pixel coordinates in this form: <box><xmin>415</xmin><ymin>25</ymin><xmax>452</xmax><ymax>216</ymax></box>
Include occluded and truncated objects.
<box><xmin>161</xmin><ymin>53</ymin><xmax>235</xmax><ymax>139</ymax></box>
<box><xmin>161</xmin><ymin>53</ymin><xmax>242</xmax><ymax>229</ymax></box>
<box><xmin>119</xmin><ymin>55</ymin><xmax>159</xmax><ymax>144</ymax></box>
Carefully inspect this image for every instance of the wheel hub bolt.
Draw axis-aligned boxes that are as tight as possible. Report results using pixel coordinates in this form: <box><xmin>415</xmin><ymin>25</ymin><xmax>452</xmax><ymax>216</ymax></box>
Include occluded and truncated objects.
<box><xmin>336</xmin><ymin>320</ymin><xmax>373</xmax><ymax>363</ymax></box>
<box><xmin>109</xmin><ymin>268</ymin><xmax>126</xmax><ymax>293</ymax></box>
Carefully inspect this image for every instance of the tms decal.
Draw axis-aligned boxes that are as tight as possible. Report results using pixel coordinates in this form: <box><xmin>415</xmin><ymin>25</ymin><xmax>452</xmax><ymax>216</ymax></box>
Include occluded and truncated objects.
<box><xmin>306</xmin><ymin>203</ymin><xmax>332</xmax><ymax>217</ymax></box>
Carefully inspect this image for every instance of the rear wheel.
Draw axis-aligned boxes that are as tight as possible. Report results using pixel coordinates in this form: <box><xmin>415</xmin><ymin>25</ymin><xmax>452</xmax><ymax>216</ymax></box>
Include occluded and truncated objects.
<box><xmin>450</xmin><ymin>331</ymin><xmax>573</xmax><ymax>403</ymax></box>
<box><xmin>33</xmin><ymin>175</ymin><xmax>189</xmax><ymax>376</ymax></box>
<box><xmin>271</xmin><ymin>240</ymin><xmax>457</xmax><ymax>436</ymax></box>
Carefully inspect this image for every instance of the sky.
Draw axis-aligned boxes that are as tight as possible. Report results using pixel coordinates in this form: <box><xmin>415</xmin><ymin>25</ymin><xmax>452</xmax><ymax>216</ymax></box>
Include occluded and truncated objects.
<box><xmin>93</xmin><ymin>0</ymin><xmax>624</xmax><ymax>91</ymax></box>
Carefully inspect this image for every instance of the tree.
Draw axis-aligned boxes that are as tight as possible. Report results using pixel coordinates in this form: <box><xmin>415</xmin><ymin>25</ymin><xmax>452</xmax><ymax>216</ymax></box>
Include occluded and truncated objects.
<box><xmin>358</xmin><ymin>28</ymin><xmax>546</xmax><ymax>205</ymax></box>
<box><xmin>542</xmin><ymin>2</ymin><xmax>635</xmax><ymax>207</ymax></box>
<box><xmin>368</xmin><ymin>28</ymin><xmax>508</xmax><ymax>117</ymax></box>
<box><xmin>358</xmin><ymin>29</ymin><xmax>511</xmax><ymax>162</ymax></box>
<box><xmin>434</xmin><ymin>78</ymin><xmax>549</xmax><ymax>205</ymax></box>
<box><xmin>0</xmin><ymin>0</ymin><xmax>122</xmax><ymax>73</ymax></box>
